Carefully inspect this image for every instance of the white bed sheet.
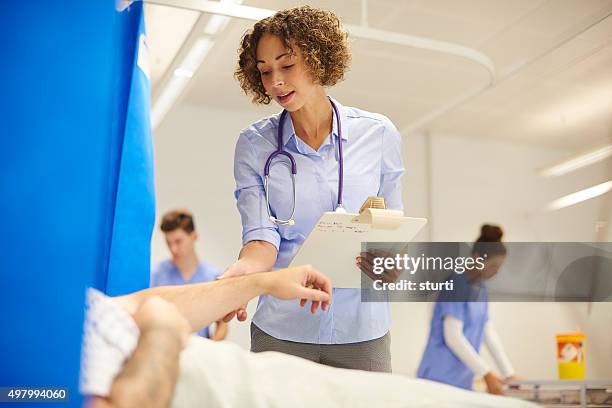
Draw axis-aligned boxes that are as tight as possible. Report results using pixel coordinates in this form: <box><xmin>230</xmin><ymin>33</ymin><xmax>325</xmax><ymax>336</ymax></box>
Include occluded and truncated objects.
<box><xmin>172</xmin><ymin>336</ymin><xmax>538</xmax><ymax>408</ymax></box>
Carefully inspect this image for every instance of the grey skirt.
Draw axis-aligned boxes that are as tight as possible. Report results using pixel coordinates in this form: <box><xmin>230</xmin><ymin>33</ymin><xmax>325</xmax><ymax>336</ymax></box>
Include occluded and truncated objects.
<box><xmin>250</xmin><ymin>322</ymin><xmax>392</xmax><ymax>373</ymax></box>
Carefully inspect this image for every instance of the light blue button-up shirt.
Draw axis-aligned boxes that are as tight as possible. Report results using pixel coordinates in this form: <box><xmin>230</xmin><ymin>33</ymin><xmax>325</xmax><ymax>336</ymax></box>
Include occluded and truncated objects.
<box><xmin>234</xmin><ymin>96</ymin><xmax>404</xmax><ymax>344</ymax></box>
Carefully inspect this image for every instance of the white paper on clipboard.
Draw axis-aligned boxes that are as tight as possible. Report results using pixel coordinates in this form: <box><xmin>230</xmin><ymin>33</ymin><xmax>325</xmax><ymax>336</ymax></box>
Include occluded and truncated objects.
<box><xmin>290</xmin><ymin>209</ymin><xmax>427</xmax><ymax>288</ymax></box>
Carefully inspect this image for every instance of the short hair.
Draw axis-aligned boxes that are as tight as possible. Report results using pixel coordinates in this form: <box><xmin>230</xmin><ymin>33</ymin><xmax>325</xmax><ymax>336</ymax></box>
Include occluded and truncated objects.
<box><xmin>235</xmin><ymin>5</ymin><xmax>351</xmax><ymax>104</ymax></box>
<box><xmin>160</xmin><ymin>210</ymin><xmax>195</xmax><ymax>234</ymax></box>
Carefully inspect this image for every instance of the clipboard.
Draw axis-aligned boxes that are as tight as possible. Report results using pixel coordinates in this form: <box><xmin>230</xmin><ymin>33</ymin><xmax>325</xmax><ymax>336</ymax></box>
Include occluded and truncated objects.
<box><xmin>290</xmin><ymin>205</ymin><xmax>427</xmax><ymax>288</ymax></box>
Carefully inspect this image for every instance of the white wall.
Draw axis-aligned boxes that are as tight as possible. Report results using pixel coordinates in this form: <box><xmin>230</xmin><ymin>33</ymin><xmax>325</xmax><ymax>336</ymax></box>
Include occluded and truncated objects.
<box><xmin>151</xmin><ymin>104</ymin><xmax>266</xmax><ymax>347</ymax></box>
<box><xmin>152</xmin><ymin>102</ymin><xmax>612</xmax><ymax>380</ymax></box>
<box><xmin>393</xmin><ymin>132</ymin><xmax>612</xmax><ymax>379</ymax></box>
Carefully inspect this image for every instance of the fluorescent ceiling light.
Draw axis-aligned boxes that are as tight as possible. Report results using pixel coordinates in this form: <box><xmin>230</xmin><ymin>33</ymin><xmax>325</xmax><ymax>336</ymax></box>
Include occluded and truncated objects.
<box><xmin>173</xmin><ymin>67</ymin><xmax>193</xmax><ymax>78</ymax></box>
<box><xmin>203</xmin><ymin>0</ymin><xmax>243</xmax><ymax>35</ymax></box>
<box><xmin>540</xmin><ymin>145</ymin><xmax>612</xmax><ymax>178</ymax></box>
<box><xmin>151</xmin><ymin>37</ymin><xmax>214</xmax><ymax>130</ymax></box>
<box><xmin>203</xmin><ymin>14</ymin><xmax>230</xmax><ymax>35</ymax></box>
<box><xmin>145</xmin><ymin>0</ymin><xmax>495</xmax><ymax>79</ymax></box>
<box><xmin>151</xmin><ymin>74</ymin><xmax>189</xmax><ymax>129</ymax></box>
<box><xmin>547</xmin><ymin>180</ymin><xmax>612</xmax><ymax>211</ymax></box>
<box><xmin>179</xmin><ymin>37</ymin><xmax>214</xmax><ymax>72</ymax></box>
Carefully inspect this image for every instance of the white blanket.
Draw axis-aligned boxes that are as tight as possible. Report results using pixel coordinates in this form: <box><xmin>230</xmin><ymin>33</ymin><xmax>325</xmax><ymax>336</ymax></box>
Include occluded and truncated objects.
<box><xmin>172</xmin><ymin>336</ymin><xmax>538</xmax><ymax>408</ymax></box>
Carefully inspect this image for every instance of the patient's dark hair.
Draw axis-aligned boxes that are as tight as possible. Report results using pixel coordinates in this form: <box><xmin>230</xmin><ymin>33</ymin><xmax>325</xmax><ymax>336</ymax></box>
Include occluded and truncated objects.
<box><xmin>472</xmin><ymin>224</ymin><xmax>507</xmax><ymax>257</ymax></box>
<box><xmin>160</xmin><ymin>210</ymin><xmax>195</xmax><ymax>234</ymax></box>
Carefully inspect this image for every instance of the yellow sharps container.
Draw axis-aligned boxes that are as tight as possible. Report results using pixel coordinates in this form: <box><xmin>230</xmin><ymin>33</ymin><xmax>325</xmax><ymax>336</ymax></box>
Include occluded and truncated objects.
<box><xmin>556</xmin><ymin>331</ymin><xmax>586</xmax><ymax>380</ymax></box>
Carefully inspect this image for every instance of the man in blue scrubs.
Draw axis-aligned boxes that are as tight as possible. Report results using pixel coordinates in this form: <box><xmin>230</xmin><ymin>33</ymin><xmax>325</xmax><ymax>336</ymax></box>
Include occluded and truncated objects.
<box><xmin>151</xmin><ymin>209</ymin><xmax>228</xmax><ymax>340</ymax></box>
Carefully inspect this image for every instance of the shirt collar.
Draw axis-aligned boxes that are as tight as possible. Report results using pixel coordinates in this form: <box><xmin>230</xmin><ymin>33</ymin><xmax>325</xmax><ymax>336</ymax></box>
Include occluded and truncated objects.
<box><xmin>281</xmin><ymin>95</ymin><xmax>348</xmax><ymax>147</ymax></box>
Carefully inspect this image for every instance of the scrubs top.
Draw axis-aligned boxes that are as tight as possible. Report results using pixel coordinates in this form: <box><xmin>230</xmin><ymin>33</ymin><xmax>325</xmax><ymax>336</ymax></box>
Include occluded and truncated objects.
<box><xmin>151</xmin><ymin>259</ymin><xmax>222</xmax><ymax>338</ymax></box>
<box><xmin>416</xmin><ymin>279</ymin><xmax>489</xmax><ymax>389</ymax></box>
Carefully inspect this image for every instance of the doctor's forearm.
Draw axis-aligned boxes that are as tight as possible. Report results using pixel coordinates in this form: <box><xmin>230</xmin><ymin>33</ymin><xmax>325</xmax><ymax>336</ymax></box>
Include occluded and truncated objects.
<box><xmin>238</xmin><ymin>240</ymin><xmax>278</xmax><ymax>273</ymax></box>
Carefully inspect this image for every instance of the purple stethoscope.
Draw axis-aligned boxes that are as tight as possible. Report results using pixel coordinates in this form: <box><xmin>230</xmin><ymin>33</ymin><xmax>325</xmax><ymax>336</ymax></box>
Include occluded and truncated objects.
<box><xmin>264</xmin><ymin>98</ymin><xmax>345</xmax><ymax>226</ymax></box>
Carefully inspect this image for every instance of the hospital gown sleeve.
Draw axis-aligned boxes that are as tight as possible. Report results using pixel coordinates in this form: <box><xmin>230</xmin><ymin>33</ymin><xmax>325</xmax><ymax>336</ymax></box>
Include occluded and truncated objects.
<box><xmin>443</xmin><ymin>315</ymin><xmax>490</xmax><ymax>378</ymax></box>
<box><xmin>378</xmin><ymin>117</ymin><xmax>405</xmax><ymax>211</ymax></box>
<box><xmin>80</xmin><ymin>289</ymin><xmax>139</xmax><ymax>397</ymax></box>
<box><xmin>484</xmin><ymin>321</ymin><xmax>515</xmax><ymax>378</ymax></box>
<box><xmin>234</xmin><ymin>131</ymin><xmax>281</xmax><ymax>250</ymax></box>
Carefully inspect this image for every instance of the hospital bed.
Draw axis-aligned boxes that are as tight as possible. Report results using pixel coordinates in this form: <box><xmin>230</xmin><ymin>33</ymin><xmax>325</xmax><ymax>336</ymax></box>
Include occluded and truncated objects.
<box><xmin>170</xmin><ymin>336</ymin><xmax>541</xmax><ymax>407</ymax></box>
<box><xmin>505</xmin><ymin>380</ymin><xmax>612</xmax><ymax>408</ymax></box>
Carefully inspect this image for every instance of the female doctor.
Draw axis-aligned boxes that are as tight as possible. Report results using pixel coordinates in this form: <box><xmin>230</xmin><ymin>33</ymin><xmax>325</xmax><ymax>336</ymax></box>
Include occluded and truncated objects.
<box><xmin>417</xmin><ymin>225</ymin><xmax>519</xmax><ymax>394</ymax></box>
<box><xmin>222</xmin><ymin>6</ymin><xmax>404</xmax><ymax>372</ymax></box>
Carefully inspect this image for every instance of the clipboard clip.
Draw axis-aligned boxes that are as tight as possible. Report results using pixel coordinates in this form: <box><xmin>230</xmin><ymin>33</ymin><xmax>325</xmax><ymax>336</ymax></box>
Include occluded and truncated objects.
<box><xmin>352</xmin><ymin>196</ymin><xmax>404</xmax><ymax>229</ymax></box>
<box><xmin>359</xmin><ymin>196</ymin><xmax>386</xmax><ymax>213</ymax></box>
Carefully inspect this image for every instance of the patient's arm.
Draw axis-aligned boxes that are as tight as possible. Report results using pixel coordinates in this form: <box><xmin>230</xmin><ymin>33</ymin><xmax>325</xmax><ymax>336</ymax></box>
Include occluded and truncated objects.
<box><xmin>87</xmin><ymin>297</ymin><xmax>190</xmax><ymax>408</ymax></box>
<box><xmin>114</xmin><ymin>265</ymin><xmax>331</xmax><ymax>334</ymax></box>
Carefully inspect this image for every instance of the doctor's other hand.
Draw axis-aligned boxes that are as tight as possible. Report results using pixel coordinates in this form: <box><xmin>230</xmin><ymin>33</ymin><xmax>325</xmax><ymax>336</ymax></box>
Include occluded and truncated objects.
<box><xmin>356</xmin><ymin>249</ymin><xmax>402</xmax><ymax>284</ymax></box>
<box><xmin>220</xmin><ymin>260</ymin><xmax>251</xmax><ymax>322</ymax></box>
<box><xmin>263</xmin><ymin>265</ymin><xmax>332</xmax><ymax>314</ymax></box>
<box><xmin>484</xmin><ymin>372</ymin><xmax>505</xmax><ymax>395</ymax></box>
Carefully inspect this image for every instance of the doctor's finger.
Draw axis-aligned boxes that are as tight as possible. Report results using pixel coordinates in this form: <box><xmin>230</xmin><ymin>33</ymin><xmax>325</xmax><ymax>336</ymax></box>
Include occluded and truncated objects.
<box><xmin>299</xmin><ymin>286</ymin><xmax>330</xmax><ymax>303</ymax></box>
<box><xmin>310</xmin><ymin>300</ymin><xmax>320</xmax><ymax>314</ymax></box>
<box><xmin>237</xmin><ymin>305</ymin><xmax>248</xmax><ymax>321</ymax></box>
<box><xmin>305</xmin><ymin>270</ymin><xmax>332</xmax><ymax>297</ymax></box>
<box><xmin>359</xmin><ymin>251</ymin><xmax>381</xmax><ymax>264</ymax></box>
<box><xmin>222</xmin><ymin>310</ymin><xmax>236</xmax><ymax>322</ymax></box>
<box><xmin>357</xmin><ymin>256</ymin><xmax>373</xmax><ymax>272</ymax></box>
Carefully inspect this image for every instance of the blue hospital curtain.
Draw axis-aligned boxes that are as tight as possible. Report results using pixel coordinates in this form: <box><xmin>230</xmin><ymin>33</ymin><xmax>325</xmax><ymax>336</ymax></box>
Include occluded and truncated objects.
<box><xmin>106</xmin><ymin>9</ymin><xmax>155</xmax><ymax>296</ymax></box>
<box><xmin>0</xmin><ymin>1</ymin><xmax>154</xmax><ymax>406</ymax></box>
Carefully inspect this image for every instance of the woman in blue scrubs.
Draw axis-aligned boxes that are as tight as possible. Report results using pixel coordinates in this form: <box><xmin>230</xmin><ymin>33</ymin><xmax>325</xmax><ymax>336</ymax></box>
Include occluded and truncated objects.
<box><xmin>417</xmin><ymin>225</ymin><xmax>518</xmax><ymax>394</ymax></box>
<box><xmin>223</xmin><ymin>6</ymin><xmax>404</xmax><ymax>372</ymax></box>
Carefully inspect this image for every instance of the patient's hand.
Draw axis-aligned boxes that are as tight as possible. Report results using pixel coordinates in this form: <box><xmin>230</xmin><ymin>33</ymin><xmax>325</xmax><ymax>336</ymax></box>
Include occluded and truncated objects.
<box><xmin>263</xmin><ymin>265</ymin><xmax>332</xmax><ymax>313</ymax></box>
<box><xmin>133</xmin><ymin>296</ymin><xmax>191</xmax><ymax>348</ymax></box>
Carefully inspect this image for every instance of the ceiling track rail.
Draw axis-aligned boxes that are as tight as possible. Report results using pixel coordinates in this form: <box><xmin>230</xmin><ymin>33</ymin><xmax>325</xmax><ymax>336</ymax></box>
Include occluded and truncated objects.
<box><xmin>144</xmin><ymin>0</ymin><xmax>497</xmax><ymax>82</ymax></box>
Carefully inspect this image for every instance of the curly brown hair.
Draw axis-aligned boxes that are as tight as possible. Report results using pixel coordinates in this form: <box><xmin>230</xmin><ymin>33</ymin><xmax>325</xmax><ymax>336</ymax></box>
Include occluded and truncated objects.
<box><xmin>235</xmin><ymin>5</ymin><xmax>351</xmax><ymax>104</ymax></box>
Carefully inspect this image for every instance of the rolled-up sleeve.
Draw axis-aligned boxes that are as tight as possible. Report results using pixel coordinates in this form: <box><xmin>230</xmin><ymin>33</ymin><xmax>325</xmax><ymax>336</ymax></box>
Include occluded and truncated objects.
<box><xmin>378</xmin><ymin>117</ymin><xmax>405</xmax><ymax>211</ymax></box>
<box><xmin>234</xmin><ymin>131</ymin><xmax>281</xmax><ymax>250</ymax></box>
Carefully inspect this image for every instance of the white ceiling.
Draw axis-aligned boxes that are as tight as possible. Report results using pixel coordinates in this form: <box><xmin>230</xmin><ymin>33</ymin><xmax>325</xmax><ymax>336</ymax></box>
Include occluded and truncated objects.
<box><xmin>145</xmin><ymin>0</ymin><xmax>612</xmax><ymax>152</ymax></box>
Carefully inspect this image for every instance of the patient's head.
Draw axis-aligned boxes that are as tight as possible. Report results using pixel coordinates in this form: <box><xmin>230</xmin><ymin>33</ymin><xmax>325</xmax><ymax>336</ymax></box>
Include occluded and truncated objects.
<box><xmin>472</xmin><ymin>224</ymin><xmax>507</xmax><ymax>280</ymax></box>
<box><xmin>160</xmin><ymin>209</ymin><xmax>198</xmax><ymax>262</ymax></box>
